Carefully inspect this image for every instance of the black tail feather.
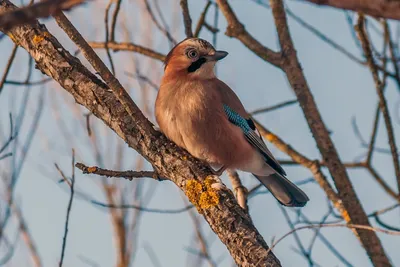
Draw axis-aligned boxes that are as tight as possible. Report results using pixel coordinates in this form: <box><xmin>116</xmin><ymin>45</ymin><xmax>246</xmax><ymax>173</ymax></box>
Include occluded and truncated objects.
<box><xmin>253</xmin><ymin>173</ymin><xmax>309</xmax><ymax>207</ymax></box>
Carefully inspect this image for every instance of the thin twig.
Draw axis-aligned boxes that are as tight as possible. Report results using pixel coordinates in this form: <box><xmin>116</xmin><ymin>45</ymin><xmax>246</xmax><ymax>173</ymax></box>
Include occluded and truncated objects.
<box><xmin>75</xmin><ymin>162</ymin><xmax>162</xmax><ymax>181</ymax></box>
<box><xmin>194</xmin><ymin>1</ymin><xmax>212</xmax><ymax>37</ymax></box>
<box><xmin>143</xmin><ymin>0</ymin><xmax>176</xmax><ymax>46</ymax></box>
<box><xmin>58</xmin><ymin>149</ymin><xmax>75</xmax><ymax>267</ymax></box>
<box><xmin>0</xmin><ymin>44</ymin><xmax>18</xmax><ymax>95</ymax></box>
<box><xmin>104</xmin><ymin>0</ymin><xmax>116</xmax><ymax>75</ymax></box>
<box><xmin>266</xmin><ymin>223</ymin><xmax>400</xmax><ymax>256</ymax></box>
<box><xmin>250</xmin><ymin>99</ymin><xmax>297</xmax><ymax>115</ymax></box>
<box><xmin>110</xmin><ymin>0</ymin><xmax>122</xmax><ymax>42</ymax></box>
<box><xmin>88</xmin><ymin>41</ymin><xmax>166</xmax><ymax>61</ymax></box>
<box><xmin>14</xmin><ymin>205</ymin><xmax>42</xmax><ymax>267</ymax></box>
<box><xmin>180</xmin><ymin>0</ymin><xmax>193</xmax><ymax>37</ymax></box>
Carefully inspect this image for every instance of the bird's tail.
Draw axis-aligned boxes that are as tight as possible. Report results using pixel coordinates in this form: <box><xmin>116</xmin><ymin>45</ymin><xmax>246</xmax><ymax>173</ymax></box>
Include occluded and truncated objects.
<box><xmin>253</xmin><ymin>173</ymin><xmax>309</xmax><ymax>207</ymax></box>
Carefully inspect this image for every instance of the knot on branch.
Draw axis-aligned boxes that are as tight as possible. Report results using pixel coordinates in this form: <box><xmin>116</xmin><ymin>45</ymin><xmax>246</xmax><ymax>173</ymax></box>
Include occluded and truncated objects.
<box><xmin>185</xmin><ymin>176</ymin><xmax>220</xmax><ymax>213</ymax></box>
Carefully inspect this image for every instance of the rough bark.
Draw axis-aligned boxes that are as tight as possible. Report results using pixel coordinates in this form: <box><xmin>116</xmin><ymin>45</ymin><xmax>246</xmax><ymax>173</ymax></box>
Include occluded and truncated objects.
<box><xmin>304</xmin><ymin>0</ymin><xmax>400</xmax><ymax>21</ymax></box>
<box><xmin>0</xmin><ymin>0</ymin><xmax>281</xmax><ymax>266</ymax></box>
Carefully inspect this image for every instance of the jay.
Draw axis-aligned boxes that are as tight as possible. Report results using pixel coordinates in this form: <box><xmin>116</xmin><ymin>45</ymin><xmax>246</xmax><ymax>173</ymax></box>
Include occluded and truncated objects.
<box><xmin>155</xmin><ymin>38</ymin><xmax>309</xmax><ymax>207</ymax></box>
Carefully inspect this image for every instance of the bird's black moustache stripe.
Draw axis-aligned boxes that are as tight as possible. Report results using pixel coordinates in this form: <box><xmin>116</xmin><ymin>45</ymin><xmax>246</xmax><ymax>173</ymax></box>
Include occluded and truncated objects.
<box><xmin>187</xmin><ymin>57</ymin><xmax>206</xmax><ymax>73</ymax></box>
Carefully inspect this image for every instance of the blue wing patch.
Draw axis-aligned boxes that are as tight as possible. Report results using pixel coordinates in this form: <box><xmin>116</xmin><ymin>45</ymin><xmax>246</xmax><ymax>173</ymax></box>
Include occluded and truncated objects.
<box><xmin>223</xmin><ymin>104</ymin><xmax>286</xmax><ymax>176</ymax></box>
<box><xmin>223</xmin><ymin>105</ymin><xmax>252</xmax><ymax>134</ymax></box>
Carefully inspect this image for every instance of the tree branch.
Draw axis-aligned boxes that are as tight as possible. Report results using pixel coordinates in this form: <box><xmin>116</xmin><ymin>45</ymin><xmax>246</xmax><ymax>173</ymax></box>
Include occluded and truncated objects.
<box><xmin>88</xmin><ymin>41</ymin><xmax>166</xmax><ymax>61</ymax></box>
<box><xmin>304</xmin><ymin>0</ymin><xmax>400</xmax><ymax>21</ymax></box>
<box><xmin>75</xmin><ymin>162</ymin><xmax>161</xmax><ymax>181</ymax></box>
<box><xmin>0</xmin><ymin>1</ymin><xmax>280</xmax><ymax>265</ymax></box>
<box><xmin>0</xmin><ymin>0</ymin><xmax>85</xmax><ymax>31</ymax></box>
<box><xmin>216</xmin><ymin>0</ymin><xmax>282</xmax><ymax>68</ymax></box>
<box><xmin>180</xmin><ymin>0</ymin><xmax>193</xmax><ymax>38</ymax></box>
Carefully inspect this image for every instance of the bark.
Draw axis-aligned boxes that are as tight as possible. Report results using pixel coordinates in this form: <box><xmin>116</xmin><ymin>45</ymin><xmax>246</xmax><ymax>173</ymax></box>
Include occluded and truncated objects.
<box><xmin>304</xmin><ymin>0</ymin><xmax>400</xmax><ymax>21</ymax></box>
<box><xmin>0</xmin><ymin>0</ymin><xmax>281</xmax><ymax>266</ymax></box>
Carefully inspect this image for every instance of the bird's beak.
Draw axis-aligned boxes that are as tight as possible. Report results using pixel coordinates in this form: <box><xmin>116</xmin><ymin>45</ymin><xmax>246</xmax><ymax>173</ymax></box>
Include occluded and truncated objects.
<box><xmin>206</xmin><ymin>50</ymin><xmax>228</xmax><ymax>61</ymax></box>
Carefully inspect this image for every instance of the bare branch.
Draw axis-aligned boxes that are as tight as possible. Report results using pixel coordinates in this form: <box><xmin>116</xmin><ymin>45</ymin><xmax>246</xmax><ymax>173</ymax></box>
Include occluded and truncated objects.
<box><xmin>110</xmin><ymin>0</ymin><xmax>121</xmax><ymax>42</ymax></box>
<box><xmin>180</xmin><ymin>0</ymin><xmax>193</xmax><ymax>37</ymax></box>
<box><xmin>249</xmin><ymin>99</ymin><xmax>297</xmax><ymax>115</ymax></box>
<box><xmin>304</xmin><ymin>0</ymin><xmax>400</xmax><ymax>21</ymax></box>
<box><xmin>75</xmin><ymin>162</ymin><xmax>161</xmax><ymax>181</ymax></box>
<box><xmin>88</xmin><ymin>41</ymin><xmax>165</xmax><ymax>61</ymax></box>
<box><xmin>0</xmin><ymin>44</ymin><xmax>18</xmax><ymax>95</ymax></box>
<box><xmin>0</xmin><ymin>0</ymin><xmax>85</xmax><ymax>31</ymax></box>
<box><xmin>194</xmin><ymin>1</ymin><xmax>212</xmax><ymax>37</ymax></box>
<box><xmin>57</xmin><ymin>149</ymin><xmax>75</xmax><ymax>267</ymax></box>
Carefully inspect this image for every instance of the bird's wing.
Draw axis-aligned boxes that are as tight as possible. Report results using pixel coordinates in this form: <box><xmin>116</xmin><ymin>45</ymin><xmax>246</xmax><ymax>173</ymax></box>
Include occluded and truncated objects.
<box><xmin>222</xmin><ymin>104</ymin><xmax>286</xmax><ymax>176</ymax></box>
<box><xmin>214</xmin><ymin>79</ymin><xmax>286</xmax><ymax>175</ymax></box>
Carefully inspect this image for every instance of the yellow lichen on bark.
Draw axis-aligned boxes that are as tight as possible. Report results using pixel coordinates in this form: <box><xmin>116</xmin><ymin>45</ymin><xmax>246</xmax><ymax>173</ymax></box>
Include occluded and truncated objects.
<box><xmin>32</xmin><ymin>32</ymin><xmax>51</xmax><ymax>45</ymax></box>
<box><xmin>186</xmin><ymin>179</ymin><xmax>203</xmax><ymax>207</ymax></box>
<box><xmin>264</xmin><ymin>132</ymin><xmax>278</xmax><ymax>143</ymax></box>
<box><xmin>185</xmin><ymin>176</ymin><xmax>220</xmax><ymax>213</ymax></box>
<box><xmin>87</xmin><ymin>166</ymin><xmax>98</xmax><ymax>173</ymax></box>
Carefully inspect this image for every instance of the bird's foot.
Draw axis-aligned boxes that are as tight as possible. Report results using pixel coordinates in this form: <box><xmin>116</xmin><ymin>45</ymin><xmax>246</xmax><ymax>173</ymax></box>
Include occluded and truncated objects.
<box><xmin>206</xmin><ymin>175</ymin><xmax>226</xmax><ymax>190</ymax></box>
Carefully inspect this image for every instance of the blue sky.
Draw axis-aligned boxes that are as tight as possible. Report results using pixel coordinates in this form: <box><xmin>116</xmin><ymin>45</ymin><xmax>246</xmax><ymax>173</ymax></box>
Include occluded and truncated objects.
<box><xmin>0</xmin><ymin>0</ymin><xmax>399</xmax><ymax>266</ymax></box>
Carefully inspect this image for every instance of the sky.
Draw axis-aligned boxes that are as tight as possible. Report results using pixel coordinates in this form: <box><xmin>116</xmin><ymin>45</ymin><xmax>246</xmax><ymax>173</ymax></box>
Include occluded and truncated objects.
<box><xmin>0</xmin><ymin>0</ymin><xmax>400</xmax><ymax>266</ymax></box>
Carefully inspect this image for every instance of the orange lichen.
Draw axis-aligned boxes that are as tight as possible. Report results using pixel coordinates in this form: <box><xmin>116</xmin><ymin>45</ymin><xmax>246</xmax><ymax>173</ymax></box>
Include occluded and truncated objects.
<box><xmin>33</xmin><ymin>35</ymin><xmax>45</xmax><ymax>44</ymax></box>
<box><xmin>341</xmin><ymin>209</ymin><xmax>351</xmax><ymax>223</ymax></box>
<box><xmin>204</xmin><ymin>176</ymin><xmax>215</xmax><ymax>190</ymax></box>
<box><xmin>32</xmin><ymin>32</ymin><xmax>51</xmax><ymax>45</ymax></box>
<box><xmin>185</xmin><ymin>177</ymin><xmax>220</xmax><ymax>213</ymax></box>
<box><xmin>87</xmin><ymin>166</ymin><xmax>98</xmax><ymax>173</ymax></box>
<box><xmin>199</xmin><ymin>191</ymin><xmax>219</xmax><ymax>209</ymax></box>
<box><xmin>185</xmin><ymin>179</ymin><xmax>202</xmax><ymax>207</ymax></box>
<box><xmin>264</xmin><ymin>133</ymin><xmax>278</xmax><ymax>143</ymax></box>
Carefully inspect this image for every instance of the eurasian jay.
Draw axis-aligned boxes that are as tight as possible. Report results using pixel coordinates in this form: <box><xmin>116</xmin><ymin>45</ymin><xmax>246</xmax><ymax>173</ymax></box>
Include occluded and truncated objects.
<box><xmin>155</xmin><ymin>38</ymin><xmax>309</xmax><ymax>207</ymax></box>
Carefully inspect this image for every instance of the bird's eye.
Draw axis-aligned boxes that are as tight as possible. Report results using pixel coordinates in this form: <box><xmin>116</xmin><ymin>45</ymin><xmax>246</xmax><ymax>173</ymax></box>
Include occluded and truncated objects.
<box><xmin>187</xmin><ymin>50</ymin><xmax>198</xmax><ymax>59</ymax></box>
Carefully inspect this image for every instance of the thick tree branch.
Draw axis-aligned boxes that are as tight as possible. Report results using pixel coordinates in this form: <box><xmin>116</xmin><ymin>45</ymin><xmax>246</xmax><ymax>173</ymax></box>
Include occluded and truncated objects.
<box><xmin>0</xmin><ymin>1</ymin><xmax>280</xmax><ymax>265</ymax></box>
<box><xmin>304</xmin><ymin>0</ymin><xmax>400</xmax><ymax>21</ymax></box>
<box><xmin>0</xmin><ymin>0</ymin><xmax>84</xmax><ymax>31</ymax></box>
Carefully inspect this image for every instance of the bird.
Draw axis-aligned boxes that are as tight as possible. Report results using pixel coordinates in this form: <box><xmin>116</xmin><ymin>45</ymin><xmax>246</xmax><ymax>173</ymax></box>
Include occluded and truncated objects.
<box><xmin>155</xmin><ymin>38</ymin><xmax>309</xmax><ymax>207</ymax></box>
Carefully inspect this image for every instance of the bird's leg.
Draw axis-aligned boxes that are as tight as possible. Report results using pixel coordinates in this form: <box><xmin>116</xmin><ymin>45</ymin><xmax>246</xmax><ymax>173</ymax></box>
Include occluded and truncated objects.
<box><xmin>210</xmin><ymin>165</ymin><xmax>226</xmax><ymax>176</ymax></box>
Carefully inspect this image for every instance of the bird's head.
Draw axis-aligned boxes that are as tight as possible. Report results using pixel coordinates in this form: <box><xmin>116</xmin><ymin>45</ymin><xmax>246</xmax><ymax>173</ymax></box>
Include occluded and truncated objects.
<box><xmin>163</xmin><ymin>38</ymin><xmax>228</xmax><ymax>79</ymax></box>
